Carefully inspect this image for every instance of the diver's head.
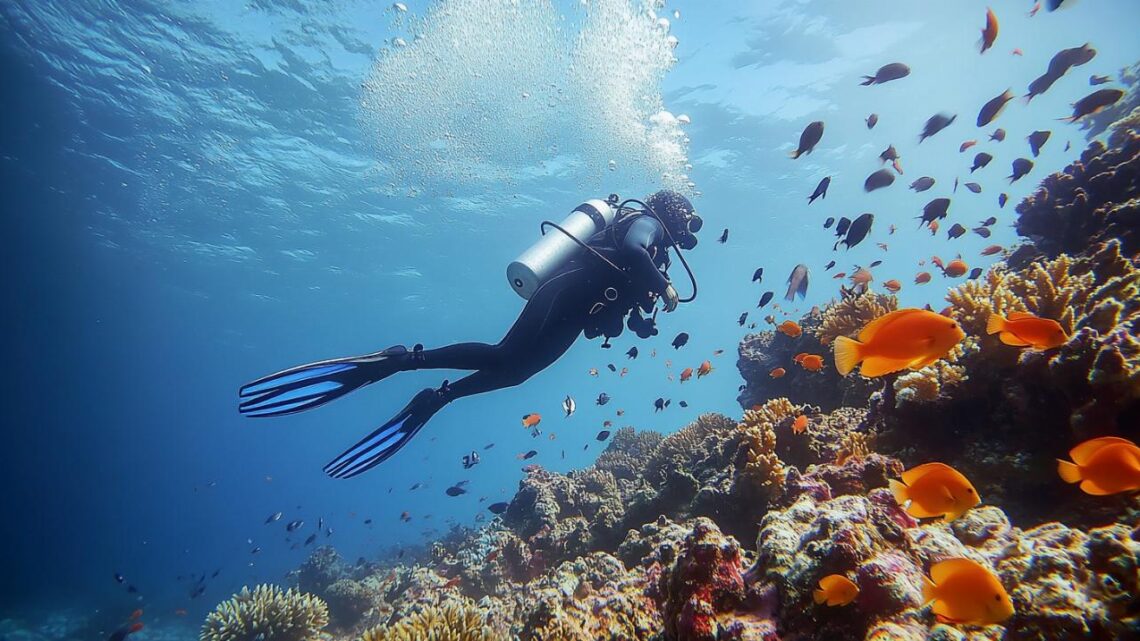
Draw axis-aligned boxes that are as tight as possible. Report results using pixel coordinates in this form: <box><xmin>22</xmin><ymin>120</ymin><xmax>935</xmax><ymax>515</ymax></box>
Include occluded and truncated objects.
<box><xmin>645</xmin><ymin>189</ymin><xmax>702</xmax><ymax>250</ymax></box>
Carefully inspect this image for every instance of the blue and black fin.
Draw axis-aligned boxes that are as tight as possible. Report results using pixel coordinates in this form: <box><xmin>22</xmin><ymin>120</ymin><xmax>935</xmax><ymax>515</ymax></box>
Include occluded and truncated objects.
<box><xmin>324</xmin><ymin>387</ymin><xmax>442</xmax><ymax>479</ymax></box>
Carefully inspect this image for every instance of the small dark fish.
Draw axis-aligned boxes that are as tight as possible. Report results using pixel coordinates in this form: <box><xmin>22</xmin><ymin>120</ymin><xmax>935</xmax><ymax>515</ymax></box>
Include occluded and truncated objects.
<box><xmin>864</xmin><ymin>168</ymin><xmax>895</xmax><ymax>192</ymax></box>
<box><xmin>953</xmin><ymin>177</ymin><xmax>959</xmax><ymax>193</ymax></box>
<box><xmin>1089</xmin><ymin>74</ymin><xmax>1111</xmax><ymax>86</ymax></box>
<box><xmin>964</xmin><ymin>182</ymin><xmax>982</xmax><ymax>194</ymax></box>
<box><xmin>626</xmin><ymin>346</ymin><xmax>638</xmax><ymax>359</ymax></box>
<box><xmin>869</xmin><ymin>260</ymin><xmax>882</xmax><ymax>268</ymax></box>
<box><xmin>838</xmin><ymin>213</ymin><xmax>873</xmax><ymax>251</ymax></box>
<box><xmin>251</xmin><ymin>546</ymin><xmax>261</xmax><ymax>554</ymax></box>
<box><xmin>445</xmin><ymin>484</ymin><xmax>468</xmax><ymax>497</ymax></box>
<box><xmin>879</xmin><ymin>144</ymin><xmax>899</xmax><ymax>163</ymax></box>
<box><xmin>972</xmin><ymin>226</ymin><xmax>992</xmax><ymax>238</ymax></box>
<box><xmin>738</xmin><ymin>312</ymin><xmax>748</xmax><ymax>326</ymax></box>
<box><xmin>286</xmin><ymin>520</ymin><xmax>303</xmax><ymax>532</ymax></box>
<box><xmin>304</xmin><ymin>533</ymin><xmax>317</xmax><ymax>546</ymax></box>
<box><xmin>664</xmin><ymin>399</ymin><xmax>672</xmax><ymax>408</ymax></box>
<box><xmin>317</xmin><ymin>517</ymin><xmax>324</xmax><ymax>531</ymax></box>
<box><xmin>825</xmin><ymin>260</ymin><xmax>836</xmax><ymax>270</ymax></box>
<box><xmin>607</xmin><ymin>363</ymin><xmax>616</xmax><ymax>372</ymax></box>
<box><xmin>919</xmin><ymin>113</ymin><xmax>956</xmax><ymax>143</ymax></box>
<box><xmin>909</xmin><ymin>176</ymin><xmax>935</xmax><ymax>192</ymax></box>
<box><xmin>866</xmin><ymin>113</ymin><xmax>879</xmax><ymax>129</ymax></box>
<box><xmin>970</xmin><ymin>153</ymin><xmax>992</xmax><ymax>173</ymax></box>
<box><xmin>790</xmin><ymin>121</ymin><xmax>824</xmax><ymax>159</ymax></box>
<box><xmin>718</xmin><ymin>228</ymin><xmax>729</xmax><ymax>244</ymax></box>
<box><xmin>977</xmin><ymin>89</ymin><xmax>1013</xmax><ymax>127</ymax></box>
<box><xmin>596</xmin><ymin>431</ymin><xmax>611</xmax><ymax>441</ymax></box>
<box><xmin>989</xmin><ymin>128</ymin><xmax>1006</xmax><ymax>142</ymax></box>
<box><xmin>190</xmin><ymin>584</ymin><xmax>206</xmax><ymax>599</ymax></box>
<box><xmin>114</xmin><ymin>572</ymin><xmax>125</xmax><ymax>584</ymax></box>
<box><xmin>596</xmin><ymin>392</ymin><xmax>610</xmax><ymax>406</ymax></box>
<box><xmin>654</xmin><ymin>397</ymin><xmax>665</xmax><ymax>412</ymax></box>
<box><xmin>784</xmin><ymin>264</ymin><xmax>809</xmax><ymax>301</ymax></box>
<box><xmin>861</xmin><ymin>62</ymin><xmax>910</xmax><ymax>85</ymax></box>
<box><xmin>981</xmin><ymin>216</ymin><xmax>997</xmax><ymax>226</ymax></box>
<box><xmin>671</xmin><ymin>332</ymin><xmax>689</xmax><ymax>349</ymax></box>
<box><xmin>1008</xmin><ymin>158</ymin><xmax>1033</xmax><ymax>183</ymax></box>
<box><xmin>265</xmin><ymin>512</ymin><xmax>282</xmax><ymax>525</ymax></box>
<box><xmin>968</xmin><ymin>268</ymin><xmax>983</xmax><ymax>280</ymax></box>
<box><xmin>947</xmin><ymin>223</ymin><xmax>967</xmax><ymax>239</ymax></box>
<box><xmin>823</xmin><ymin>217</ymin><xmax>835</xmax><ymax>229</ymax></box>
<box><xmin>998</xmin><ymin>193</ymin><xmax>1008</xmax><ymax>208</ymax></box>
<box><xmin>752</xmin><ymin>268</ymin><xmax>764</xmax><ymax>282</ymax></box>
<box><xmin>757</xmin><ymin>291</ymin><xmax>774</xmax><ymax>308</ymax></box>
<box><xmin>127</xmin><ymin>585</ymin><xmax>138</xmax><ymax>594</ymax></box>
<box><xmin>808</xmin><ymin>177</ymin><xmax>830</xmax><ymax>204</ymax></box>
<box><xmin>364</xmin><ymin>518</ymin><xmax>373</xmax><ymax>524</ymax></box>
<box><xmin>1064</xmin><ymin>89</ymin><xmax>1123</xmax><ymax>122</ymax></box>
<box><xmin>1027</xmin><ymin>44</ymin><xmax>1097</xmax><ymax>102</ymax></box>
<box><xmin>488</xmin><ymin>502</ymin><xmax>509</xmax><ymax>514</ymax></box>
<box><xmin>410</xmin><ymin>482</ymin><xmax>424</xmax><ymax>489</ymax></box>
<box><xmin>1064</xmin><ymin>141</ymin><xmax>1071</xmax><ymax>152</ymax></box>
<box><xmin>679</xmin><ymin>401</ymin><xmax>688</xmax><ymax>407</ymax></box>
<box><xmin>1028</xmin><ymin>130</ymin><xmax>1051</xmax><ymax>157</ymax></box>
<box><xmin>835</xmin><ymin>217</ymin><xmax>851</xmax><ymax>237</ymax></box>
<box><xmin>212</xmin><ymin>569</ymin><xmax>221</xmax><ymax>578</ymax></box>
<box><xmin>919</xmin><ymin>198</ymin><xmax>951</xmax><ymax>227</ymax></box>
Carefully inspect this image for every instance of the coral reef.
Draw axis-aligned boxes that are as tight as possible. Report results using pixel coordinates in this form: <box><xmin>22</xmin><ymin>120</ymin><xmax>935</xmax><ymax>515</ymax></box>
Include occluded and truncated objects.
<box><xmin>201</xmin><ymin>584</ymin><xmax>328</xmax><ymax>641</ymax></box>
<box><xmin>324</xmin><ymin>579</ymin><xmax>374</xmax><ymax>630</ymax></box>
<box><xmin>815</xmin><ymin>291</ymin><xmax>898</xmax><ymax>345</ymax></box>
<box><xmin>359</xmin><ymin>601</ymin><xmax>492</xmax><ymax>641</ymax></box>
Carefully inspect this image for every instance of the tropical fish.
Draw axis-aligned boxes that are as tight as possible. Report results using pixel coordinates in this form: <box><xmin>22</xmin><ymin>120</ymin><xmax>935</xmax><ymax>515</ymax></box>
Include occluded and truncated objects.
<box><xmin>929</xmin><ymin>220</ymin><xmax>939</xmax><ymax>236</ymax></box>
<box><xmin>973</xmin><ymin>227</ymin><xmax>992</xmax><ymax>238</ymax></box>
<box><xmin>979</xmin><ymin>8</ymin><xmax>998</xmax><ymax>54</ymax></box>
<box><xmin>964</xmin><ymin>182</ymin><xmax>981</xmax><ymax>194</ymax></box>
<box><xmin>918</xmin><ymin>198</ymin><xmax>950</xmax><ymax>228</ymax></box>
<box><xmin>943</xmin><ymin>259</ymin><xmax>968</xmax><ymax>277</ymax></box>
<box><xmin>654</xmin><ymin>397</ymin><xmax>665</xmax><ymax>412</ymax></box>
<box><xmin>265</xmin><ymin>512</ymin><xmax>283</xmax><ymax>524</ymax></box>
<box><xmin>947</xmin><ymin>224</ymin><xmax>967</xmax><ymax>240</ymax></box>
<box><xmin>562</xmin><ymin>396</ymin><xmax>576</xmax><ymax>417</ymax></box>
<box><xmin>919</xmin><ymin>113</ymin><xmax>956</xmax><ymax>143</ymax></box>
<box><xmin>596</xmin><ymin>430</ymin><xmax>611</xmax><ymax>441</ymax></box>
<box><xmin>522</xmin><ymin>413</ymin><xmax>542</xmax><ymax>428</ymax></box>
<box><xmin>769</xmin><ymin>367</ymin><xmax>786</xmax><ymax>378</ymax></box>
<box><xmin>989</xmin><ymin>128</ymin><xmax>1005</xmax><ymax>142</ymax></box>
<box><xmin>866</xmin><ymin>113</ymin><xmax>878</xmax><ymax>129</ymax></box>
<box><xmin>808</xmin><ymin>177</ymin><xmax>830</xmax><ymax>203</ymax></box>
<box><xmin>1011</xmin><ymin>48</ymin><xmax>1022</xmax><ymax>56</ymax></box>
<box><xmin>718</xmin><ymin>228</ymin><xmax>729</xmax><ymax>244</ymax></box>
<box><xmin>777</xmin><ymin>320</ymin><xmax>802</xmax><ymax>338</ymax></box>
<box><xmin>813</xmin><ymin>574</ymin><xmax>859</xmax><ymax>606</ymax></box>
<box><xmin>834</xmin><ymin>308</ymin><xmax>965</xmax><ymax>377</ymax></box>
<box><xmin>849</xmin><ymin>267</ymin><xmax>873</xmax><ymax>285</ymax></box>
<box><xmin>825</xmin><ymin>260</ymin><xmax>836</xmax><ymax>270</ymax></box>
<box><xmin>1008</xmin><ymin>158</ymin><xmax>1033</xmax><ymax>183</ymax></box>
<box><xmin>986</xmin><ymin>312</ymin><xmax>1068</xmax><ymax>349</ymax></box>
<box><xmin>758</xmin><ymin>291</ymin><xmax>774</xmax><ymax>308</ymax></box>
<box><xmin>517</xmin><ymin>450</ymin><xmax>538</xmax><ymax>460</ymax></box>
<box><xmin>870</xmin><ymin>260</ymin><xmax>882</xmax><ymax>267</ymax></box>
<box><xmin>588</xmin><ymin>368</ymin><xmax>598</xmax><ymax>376</ymax></box>
<box><xmin>998</xmin><ymin>193</ymin><xmax>1008</xmax><ymax>208</ymax></box>
<box><xmin>861</xmin><ymin>62</ymin><xmax>910</xmax><ymax>85</ymax></box>
<box><xmin>968</xmin><ymin>267</ymin><xmax>983</xmax><ymax>280</ymax></box>
<box><xmin>1089</xmin><ymin>74</ymin><xmax>1111</xmax><ymax>86</ymax></box>
<box><xmin>834</xmin><ymin>217</ymin><xmax>851</xmax><ymax>238</ymax></box>
<box><xmin>889</xmin><ymin>462</ymin><xmax>980</xmax><ymax>521</ymax></box>
<box><xmin>1026</xmin><ymin>43</ymin><xmax>1096</xmax><ymax>102</ymax></box>
<box><xmin>785</xmin><ymin>264</ymin><xmax>809</xmax><ymax>301</ymax></box>
<box><xmin>1056</xmin><ymin>437</ymin><xmax>1140</xmax><ymax>496</ymax></box>
<box><xmin>672</xmin><ymin>332</ymin><xmax>690</xmax><ymax>349</ymax></box>
<box><xmin>824</xmin><ymin>217</ymin><xmax>835</xmax><ymax>229</ymax></box>
<box><xmin>879</xmin><ymin>144</ymin><xmax>900</xmax><ymax>164</ymax></box>
<box><xmin>980</xmin><ymin>245</ymin><xmax>1003</xmax><ymax>256</ymax></box>
<box><xmin>971</xmin><ymin>149</ymin><xmax>993</xmax><ymax>171</ymax></box>
<box><xmin>837</xmin><ymin>213</ymin><xmax>874</xmax><ymax>250</ymax></box>
<box><xmin>959</xmin><ymin>140</ymin><xmax>977</xmax><ymax>153</ymax></box>
<box><xmin>286</xmin><ymin>519</ymin><xmax>303</xmax><ymax>532</ymax></box>
<box><xmin>680</xmin><ymin>367</ymin><xmax>693</xmax><ymax>383</ymax></box>
<box><xmin>607</xmin><ymin>364</ymin><xmax>616</xmax><ymax>372</ymax></box>
<box><xmin>107</xmin><ymin>623</ymin><xmax>145</xmax><ymax>641</ymax></box>
<box><xmin>697</xmin><ymin>360</ymin><xmax>713</xmax><ymax>378</ymax></box>
<box><xmin>864</xmin><ymin>168</ymin><xmax>895</xmax><ymax>192</ymax></box>
<box><xmin>752</xmin><ymin>268</ymin><xmax>764</xmax><ymax>283</ymax></box>
<box><xmin>738</xmin><ymin>312</ymin><xmax>748</xmax><ymax>327</ymax></box>
<box><xmin>909</xmin><ymin>176</ymin><xmax>935</xmax><ymax>192</ymax></box>
<box><xmin>976</xmin><ymin>88</ymin><xmax>1013</xmax><ymax>127</ymax></box>
<box><xmin>1027</xmin><ymin>130</ymin><xmax>1051</xmax><ymax>157</ymax></box>
<box><xmin>488</xmin><ymin>502</ymin><xmax>509</xmax><ymax>515</ymax></box>
<box><xmin>1063</xmin><ymin>89</ymin><xmax>1123</xmax><ymax>122</ymax></box>
<box><xmin>792</xmin><ymin>415</ymin><xmax>809</xmax><ymax>435</ymax></box>
<box><xmin>626</xmin><ymin>346</ymin><xmax>638</xmax><ymax>359</ymax></box>
<box><xmin>791</xmin><ymin>121</ymin><xmax>824</xmax><ymax>158</ymax></box>
<box><xmin>980</xmin><ymin>216</ymin><xmax>997</xmax><ymax>226</ymax></box>
<box><xmin>304</xmin><ymin>533</ymin><xmax>317</xmax><ymax>546</ymax></box>
<box><xmin>833</xmin><ymin>272</ymin><xmax>847</xmax><ymax>280</ymax></box>
<box><xmin>883</xmin><ymin>279</ymin><xmax>901</xmax><ymax>293</ymax></box>
<box><xmin>921</xmin><ymin>558</ymin><xmax>1014</xmax><ymax>625</ymax></box>
<box><xmin>596</xmin><ymin>392</ymin><xmax>610</xmax><ymax>406</ymax></box>
<box><xmin>798</xmin><ymin>354</ymin><xmax>824</xmax><ymax>372</ymax></box>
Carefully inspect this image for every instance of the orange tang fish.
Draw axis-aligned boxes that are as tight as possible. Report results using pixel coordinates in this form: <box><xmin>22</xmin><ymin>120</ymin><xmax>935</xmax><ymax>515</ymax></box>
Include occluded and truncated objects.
<box><xmin>889</xmin><ymin>462</ymin><xmax>980</xmax><ymax>521</ymax></box>
<box><xmin>792</xmin><ymin>414</ymin><xmax>809</xmax><ymax>434</ymax></box>
<box><xmin>778</xmin><ymin>320</ymin><xmax>803</xmax><ymax>338</ymax></box>
<box><xmin>922</xmin><ymin>558</ymin><xmax>1014</xmax><ymax>625</ymax></box>
<box><xmin>1057</xmin><ymin>436</ymin><xmax>1140</xmax><ymax>495</ymax></box>
<box><xmin>813</xmin><ymin>574</ymin><xmax>859</xmax><ymax>606</ymax></box>
<box><xmin>521</xmin><ymin>413</ymin><xmax>542</xmax><ymax>428</ymax></box>
<box><xmin>979</xmin><ymin>8</ymin><xmax>999</xmax><ymax>54</ymax></box>
<box><xmin>834</xmin><ymin>309</ymin><xmax>965</xmax><ymax>377</ymax></box>
<box><xmin>769</xmin><ymin>367</ymin><xmax>786</xmax><ymax>378</ymax></box>
<box><xmin>697</xmin><ymin>360</ymin><xmax>713</xmax><ymax>378</ymax></box>
<box><xmin>986</xmin><ymin>312</ymin><xmax>1069</xmax><ymax>349</ymax></box>
<box><xmin>680</xmin><ymin>367</ymin><xmax>693</xmax><ymax>382</ymax></box>
<box><xmin>798</xmin><ymin>354</ymin><xmax>824</xmax><ymax>371</ymax></box>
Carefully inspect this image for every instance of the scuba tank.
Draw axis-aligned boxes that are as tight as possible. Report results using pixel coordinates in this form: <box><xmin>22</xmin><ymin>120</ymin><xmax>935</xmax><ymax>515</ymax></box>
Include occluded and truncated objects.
<box><xmin>507</xmin><ymin>199</ymin><xmax>617</xmax><ymax>299</ymax></box>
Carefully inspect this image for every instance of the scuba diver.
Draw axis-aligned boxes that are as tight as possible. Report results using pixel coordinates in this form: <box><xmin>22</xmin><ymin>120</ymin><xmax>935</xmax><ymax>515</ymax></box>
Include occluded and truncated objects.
<box><xmin>238</xmin><ymin>190</ymin><xmax>701</xmax><ymax>479</ymax></box>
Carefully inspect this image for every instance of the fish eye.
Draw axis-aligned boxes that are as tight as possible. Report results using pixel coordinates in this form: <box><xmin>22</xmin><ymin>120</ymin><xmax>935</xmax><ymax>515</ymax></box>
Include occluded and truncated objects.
<box><xmin>994</xmin><ymin>594</ymin><xmax>1001</xmax><ymax>601</ymax></box>
<box><xmin>967</xmin><ymin>488</ymin><xmax>975</xmax><ymax>494</ymax></box>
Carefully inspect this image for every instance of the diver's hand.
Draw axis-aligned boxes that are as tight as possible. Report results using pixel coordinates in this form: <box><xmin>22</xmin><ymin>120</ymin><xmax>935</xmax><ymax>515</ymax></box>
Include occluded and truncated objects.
<box><xmin>662</xmin><ymin>284</ymin><xmax>680</xmax><ymax>312</ymax></box>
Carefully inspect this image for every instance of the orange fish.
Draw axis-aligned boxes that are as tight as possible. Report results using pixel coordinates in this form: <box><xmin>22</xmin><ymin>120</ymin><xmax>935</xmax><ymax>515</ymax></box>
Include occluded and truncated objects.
<box><xmin>1057</xmin><ymin>436</ymin><xmax>1140</xmax><ymax>495</ymax></box>
<box><xmin>929</xmin><ymin>220</ymin><xmax>939</xmax><ymax>235</ymax></box>
<box><xmin>799</xmin><ymin>354</ymin><xmax>825</xmax><ymax>372</ymax></box>
<box><xmin>834</xmin><ymin>308</ymin><xmax>965</xmax><ymax>377</ymax></box>
<box><xmin>813</xmin><ymin>574</ymin><xmax>859</xmax><ymax>606</ymax></box>
<box><xmin>770</xmin><ymin>367</ymin><xmax>786</xmax><ymax>378</ymax></box>
<box><xmin>778</xmin><ymin>320</ymin><xmax>802</xmax><ymax>338</ymax></box>
<box><xmin>922</xmin><ymin>558</ymin><xmax>1014</xmax><ymax>625</ymax></box>
<box><xmin>680</xmin><ymin>367</ymin><xmax>693</xmax><ymax>382</ymax></box>
<box><xmin>833</xmin><ymin>272</ymin><xmax>847</xmax><ymax>279</ymax></box>
<box><xmin>1011</xmin><ymin>48</ymin><xmax>1023</xmax><ymax>56</ymax></box>
<box><xmin>931</xmin><ymin>256</ymin><xmax>944</xmax><ymax>270</ymax></box>
<box><xmin>792</xmin><ymin>414</ymin><xmax>809</xmax><ymax>434</ymax></box>
<box><xmin>914</xmin><ymin>272</ymin><xmax>932</xmax><ymax>284</ymax></box>
<box><xmin>883</xmin><ymin>279</ymin><xmax>901</xmax><ymax>293</ymax></box>
<box><xmin>980</xmin><ymin>245</ymin><xmax>1003</xmax><ymax>256</ymax></box>
<box><xmin>697</xmin><ymin>360</ymin><xmax>713</xmax><ymax>378</ymax></box>
<box><xmin>943</xmin><ymin>259</ymin><xmax>968</xmax><ymax>278</ymax></box>
<box><xmin>986</xmin><ymin>312</ymin><xmax>1068</xmax><ymax>349</ymax></box>
<box><xmin>130</xmin><ymin>609</ymin><xmax>143</xmax><ymax>620</ymax></box>
<box><xmin>959</xmin><ymin>140</ymin><xmax>977</xmax><ymax>152</ymax></box>
<box><xmin>979</xmin><ymin>7</ymin><xmax>998</xmax><ymax>54</ymax></box>
<box><xmin>522</xmin><ymin>413</ymin><xmax>541</xmax><ymax>428</ymax></box>
<box><xmin>889</xmin><ymin>462</ymin><xmax>980</xmax><ymax>521</ymax></box>
<box><xmin>1028</xmin><ymin>2</ymin><xmax>1040</xmax><ymax>18</ymax></box>
<box><xmin>849</xmin><ymin>267</ymin><xmax>873</xmax><ymax>285</ymax></box>
<box><xmin>793</xmin><ymin>353</ymin><xmax>808</xmax><ymax>363</ymax></box>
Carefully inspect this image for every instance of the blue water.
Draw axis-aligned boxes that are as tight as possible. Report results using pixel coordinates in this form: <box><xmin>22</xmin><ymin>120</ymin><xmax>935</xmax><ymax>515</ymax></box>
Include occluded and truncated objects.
<box><xmin>2</xmin><ymin>0</ymin><xmax>1138</xmax><ymax>633</ymax></box>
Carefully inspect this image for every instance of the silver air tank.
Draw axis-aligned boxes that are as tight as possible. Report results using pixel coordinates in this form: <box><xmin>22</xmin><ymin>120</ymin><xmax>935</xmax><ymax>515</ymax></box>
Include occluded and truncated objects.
<box><xmin>507</xmin><ymin>199</ymin><xmax>616</xmax><ymax>299</ymax></box>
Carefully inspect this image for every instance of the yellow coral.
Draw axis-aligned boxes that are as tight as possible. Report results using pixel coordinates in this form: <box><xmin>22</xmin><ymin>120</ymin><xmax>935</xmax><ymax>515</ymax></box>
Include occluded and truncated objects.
<box><xmin>359</xmin><ymin>602</ymin><xmax>493</xmax><ymax>641</ymax></box>
<box><xmin>892</xmin><ymin>338</ymin><xmax>974</xmax><ymax>405</ymax></box>
<box><xmin>815</xmin><ymin>291</ymin><xmax>898</xmax><ymax>345</ymax></box>
<box><xmin>200</xmin><ymin>584</ymin><xmax>328</xmax><ymax>641</ymax></box>
<box><xmin>735</xmin><ymin>398</ymin><xmax>792</xmax><ymax>496</ymax></box>
<box><xmin>835</xmin><ymin>431</ymin><xmax>871</xmax><ymax>465</ymax></box>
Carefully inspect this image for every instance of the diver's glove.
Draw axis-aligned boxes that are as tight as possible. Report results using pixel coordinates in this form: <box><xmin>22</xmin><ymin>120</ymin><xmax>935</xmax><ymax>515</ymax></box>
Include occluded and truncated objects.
<box><xmin>662</xmin><ymin>284</ymin><xmax>679</xmax><ymax>312</ymax></box>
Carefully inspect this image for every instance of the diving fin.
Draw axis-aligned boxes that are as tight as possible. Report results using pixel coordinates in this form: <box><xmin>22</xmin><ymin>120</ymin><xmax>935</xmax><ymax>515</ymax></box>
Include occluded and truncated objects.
<box><xmin>239</xmin><ymin>345</ymin><xmax>410</xmax><ymax>418</ymax></box>
<box><xmin>324</xmin><ymin>387</ymin><xmax>444</xmax><ymax>479</ymax></box>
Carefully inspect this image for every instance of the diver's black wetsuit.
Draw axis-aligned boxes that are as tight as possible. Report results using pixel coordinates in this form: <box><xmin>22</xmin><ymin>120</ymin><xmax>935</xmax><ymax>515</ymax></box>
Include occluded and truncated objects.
<box><xmin>408</xmin><ymin>214</ymin><xmax>671</xmax><ymax>402</ymax></box>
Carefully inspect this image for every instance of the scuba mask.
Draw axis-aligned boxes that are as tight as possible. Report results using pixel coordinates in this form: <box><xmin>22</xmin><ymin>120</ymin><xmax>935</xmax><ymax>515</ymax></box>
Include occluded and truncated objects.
<box><xmin>676</xmin><ymin>211</ymin><xmax>702</xmax><ymax>249</ymax></box>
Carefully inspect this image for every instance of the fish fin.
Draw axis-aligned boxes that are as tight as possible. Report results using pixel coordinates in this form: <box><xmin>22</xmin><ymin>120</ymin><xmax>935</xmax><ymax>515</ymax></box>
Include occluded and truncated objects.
<box><xmin>888</xmin><ymin>478</ymin><xmax>909</xmax><ymax>505</ymax></box>
<box><xmin>1006</xmin><ymin>311</ymin><xmax>1037</xmax><ymax>321</ymax></box>
<box><xmin>906</xmin><ymin>353</ymin><xmax>943</xmax><ymax>371</ymax></box>
<box><xmin>921</xmin><ymin>574</ymin><xmax>938</xmax><ymax>606</ymax></box>
<box><xmin>999</xmin><ymin>332</ymin><xmax>1032</xmax><ymax>347</ymax></box>
<box><xmin>813</xmin><ymin>588</ymin><xmax>828</xmax><ymax>604</ymax></box>
<box><xmin>858</xmin><ymin>355</ymin><xmax>916</xmax><ymax>378</ymax></box>
<box><xmin>860</xmin><ymin>76</ymin><xmax>876</xmax><ymax>86</ymax></box>
<box><xmin>833</xmin><ymin>336</ymin><xmax>863</xmax><ymax>376</ymax></box>
<box><xmin>857</xmin><ymin>309</ymin><xmax>921</xmax><ymax>342</ymax></box>
<box><xmin>930</xmin><ymin>558</ymin><xmax>984</xmax><ymax>585</ymax></box>
<box><xmin>900</xmin><ymin>462</ymin><xmax>956</xmax><ymax>486</ymax></box>
<box><xmin>985</xmin><ymin>313</ymin><xmax>1006</xmax><ymax>335</ymax></box>
<box><xmin>1056</xmin><ymin>459</ymin><xmax>1082</xmax><ymax>484</ymax></box>
<box><xmin>789</xmin><ymin>150</ymin><xmax>802</xmax><ymax>159</ymax></box>
<box><xmin>1068</xmin><ymin>437</ymin><xmax>1134</xmax><ymax>465</ymax></box>
<box><xmin>1079</xmin><ymin>479</ymin><xmax>1117</xmax><ymax>496</ymax></box>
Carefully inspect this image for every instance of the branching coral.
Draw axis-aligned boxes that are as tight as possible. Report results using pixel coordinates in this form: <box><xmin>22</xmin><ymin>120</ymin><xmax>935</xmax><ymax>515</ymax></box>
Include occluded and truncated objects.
<box><xmin>893</xmin><ymin>357</ymin><xmax>968</xmax><ymax>405</ymax></box>
<box><xmin>733</xmin><ymin>399</ymin><xmax>791</xmax><ymax>502</ymax></box>
<box><xmin>200</xmin><ymin>585</ymin><xmax>328</xmax><ymax>641</ymax></box>
<box><xmin>359</xmin><ymin>602</ymin><xmax>493</xmax><ymax>641</ymax></box>
<box><xmin>815</xmin><ymin>291</ymin><xmax>898</xmax><ymax>345</ymax></box>
<box><xmin>644</xmin><ymin>413</ymin><xmax>735</xmax><ymax>486</ymax></box>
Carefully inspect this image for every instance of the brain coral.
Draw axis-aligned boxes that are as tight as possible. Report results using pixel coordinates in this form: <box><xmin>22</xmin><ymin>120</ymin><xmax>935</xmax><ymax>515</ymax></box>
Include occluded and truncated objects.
<box><xmin>200</xmin><ymin>584</ymin><xmax>328</xmax><ymax>641</ymax></box>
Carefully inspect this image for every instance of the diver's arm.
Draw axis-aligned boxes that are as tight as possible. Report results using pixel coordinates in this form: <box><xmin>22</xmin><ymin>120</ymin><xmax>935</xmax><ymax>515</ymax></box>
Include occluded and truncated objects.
<box><xmin>621</xmin><ymin>216</ymin><xmax>672</xmax><ymax>299</ymax></box>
